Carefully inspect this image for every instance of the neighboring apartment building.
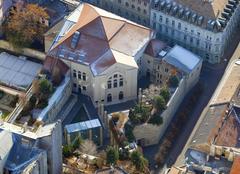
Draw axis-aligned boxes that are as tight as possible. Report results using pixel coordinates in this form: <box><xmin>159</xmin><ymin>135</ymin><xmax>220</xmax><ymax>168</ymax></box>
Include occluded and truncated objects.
<box><xmin>99</xmin><ymin>0</ymin><xmax>151</xmax><ymax>26</ymax></box>
<box><xmin>151</xmin><ymin>0</ymin><xmax>240</xmax><ymax>64</ymax></box>
<box><xmin>133</xmin><ymin>41</ymin><xmax>202</xmax><ymax>146</ymax></box>
<box><xmin>0</xmin><ymin>121</ymin><xmax>62</xmax><ymax>174</ymax></box>
<box><xmin>142</xmin><ymin>40</ymin><xmax>202</xmax><ymax>93</ymax></box>
<box><xmin>47</xmin><ymin>3</ymin><xmax>154</xmax><ymax>107</ymax></box>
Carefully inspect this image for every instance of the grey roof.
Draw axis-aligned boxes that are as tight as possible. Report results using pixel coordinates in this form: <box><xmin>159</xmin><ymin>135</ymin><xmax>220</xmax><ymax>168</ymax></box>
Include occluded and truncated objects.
<box><xmin>0</xmin><ymin>129</ymin><xmax>44</xmax><ymax>172</ymax></box>
<box><xmin>189</xmin><ymin>104</ymin><xmax>228</xmax><ymax>148</ymax></box>
<box><xmin>164</xmin><ymin>45</ymin><xmax>201</xmax><ymax>74</ymax></box>
<box><xmin>65</xmin><ymin>118</ymin><xmax>101</xmax><ymax>134</ymax></box>
<box><xmin>0</xmin><ymin>130</ymin><xmax>13</xmax><ymax>161</ymax></box>
<box><xmin>0</xmin><ymin>52</ymin><xmax>42</xmax><ymax>90</ymax></box>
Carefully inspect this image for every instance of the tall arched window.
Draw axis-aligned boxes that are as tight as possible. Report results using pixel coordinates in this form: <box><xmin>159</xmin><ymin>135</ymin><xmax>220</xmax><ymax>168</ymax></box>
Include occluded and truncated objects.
<box><xmin>107</xmin><ymin>74</ymin><xmax>124</xmax><ymax>89</ymax></box>
<box><xmin>107</xmin><ymin>80</ymin><xmax>112</xmax><ymax>89</ymax></box>
<box><xmin>119</xmin><ymin>91</ymin><xmax>124</xmax><ymax>100</ymax></box>
<box><xmin>114</xmin><ymin>79</ymin><xmax>118</xmax><ymax>88</ymax></box>
<box><xmin>119</xmin><ymin>78</ymin><xmax>123</xmax><ymax>87</ymax></box>
<box><xmin>107</xmin><ymin>94</ymin><xmax>112</xmax><ymax>102</ymax></box>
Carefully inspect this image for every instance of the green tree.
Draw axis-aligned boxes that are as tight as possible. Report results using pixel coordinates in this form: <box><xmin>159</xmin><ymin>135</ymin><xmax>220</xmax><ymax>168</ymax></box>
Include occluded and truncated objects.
<box><xmin>153</xmin><ymin>96</ymin><xmax>166</xmax><ymax>112</ymax></box>
<box><xmin>125</xmin><ymin>124</ymin><xmax>135</xmax><ymax>142</ymax></box>
<box><xmin>4</xmin><ymin>4</ymin><xmax>49</xmax><ymax>48</ymax></box>
<box><xmin>130</xmin><ymin>151</ymin><xmax>148</xmax><ymax>172</ymax></box>
<box><xmin>148</xmin><ymin>114</ymin><xmax>163</xmax><ymax>125</ymax></box>
<box><xmin>169</xmin><ymin>75</ymin><xmax>179</xmax><ymax>88</ymax></box>
<box><xmin>160</xmin><ymin>87</ymin><xmax>170</xmax><ymax>102</ymax></box>
<box><xmin>106</xmin><ymin>146</ymin><xmax>119</xmax><ymax>165</ymax></box>
<box><xmin>63</xmin><ymin>144</ymin><xmax>73</xmax><ymax>158</ymax></box>
<box><xmin>39</xmin><ymin>79</ymin><xmax>53</xmax><ymax>95</ymax></box>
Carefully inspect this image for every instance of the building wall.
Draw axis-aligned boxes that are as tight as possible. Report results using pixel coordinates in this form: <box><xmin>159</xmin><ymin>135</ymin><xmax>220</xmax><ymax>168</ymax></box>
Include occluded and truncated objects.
<box><xmin>41</xmin><ymin>74</ymin><xmax>72</xmax><ymax>123</ymax></box>
<box><xmin>141</xmin><ymin>53</ymin><xmax>180</xmax><ymax>85</ymax></box>
<box><xmin>62</xmin><ymin>59</ymin><xmax>138</xmax><ymax>106</ymax></box>
<box><xmin>133</xmin><ymin>78</ymin><xmax>186</xmax><ymax>146</ymax></box>
<box><xmin>37</xmin><ymin>121</ymin><xmax>62</xmax><ymax>174</ymax></box>
<box><xmin>88</xmin><ymin>0</ymin><xmax>151</xmax><ymax>26</ymax></box>
<box><xmin>150</xmin><ymin>4</ymin><xmax>240</xmax><ymax>64</ymax></box>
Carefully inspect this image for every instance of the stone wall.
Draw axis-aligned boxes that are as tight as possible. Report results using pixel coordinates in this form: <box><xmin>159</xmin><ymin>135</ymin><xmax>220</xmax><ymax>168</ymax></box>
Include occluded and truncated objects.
<box><xmin>133</xmin><ymin>78</ymin><xmax>186</xmax><ymax>146</ymax></box>
<box><xmin>0</xmin><ymin>40</ymin><xmax>46</xmax><ymax>61</ymax></box>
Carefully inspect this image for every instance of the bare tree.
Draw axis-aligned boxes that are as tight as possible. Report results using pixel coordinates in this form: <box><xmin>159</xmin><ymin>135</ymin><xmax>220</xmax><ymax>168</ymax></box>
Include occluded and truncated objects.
<box><xmin>79</xmin><ymin>140</ymin><xmax>97</xmax><ymax>156</ymax></box>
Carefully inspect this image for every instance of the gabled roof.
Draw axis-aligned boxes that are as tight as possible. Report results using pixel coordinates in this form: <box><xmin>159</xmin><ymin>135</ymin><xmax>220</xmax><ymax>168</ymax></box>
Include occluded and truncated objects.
<box><xmin>48</xmin><ymin>3</ymin><xmax>153</xmax><ymax>76</ymax></box>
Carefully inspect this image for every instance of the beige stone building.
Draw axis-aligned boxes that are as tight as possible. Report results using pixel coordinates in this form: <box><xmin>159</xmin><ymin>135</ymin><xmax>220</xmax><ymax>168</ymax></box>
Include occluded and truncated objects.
<box><xmin>47</xmin><ymin>3</ymin><xmax>154</xmax><ymax>107</ymax></box>
<box><xmin>151</xmin><ymin>0</ymin><xmax>240</xmax><ymax>63</ymax></box>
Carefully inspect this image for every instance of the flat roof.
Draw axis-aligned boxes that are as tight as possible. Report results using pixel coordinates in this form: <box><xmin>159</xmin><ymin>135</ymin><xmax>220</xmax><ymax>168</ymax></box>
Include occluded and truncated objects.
<box><xmin>189</xmin><ymin>104</ymin><xmax>228</xmax><ymax>150</ymax></box>
<box><xmin>164</xmin><ymin>45</ymin><xmax>201</xmax><ymax>74</ymax></box>
<box><xmin>65</xmin><ymin>118</ymin><xmax>101</xmax><ymax>134</ymax></box>
<box><xmin>0</xmin><ymin>52</ymin><xmax>42</xmax><ymax>91</ymax></box>
<box><xmin>210</xmin><ymin>63</ymin><xmax>240</xmax><ymax>105</ymax></box>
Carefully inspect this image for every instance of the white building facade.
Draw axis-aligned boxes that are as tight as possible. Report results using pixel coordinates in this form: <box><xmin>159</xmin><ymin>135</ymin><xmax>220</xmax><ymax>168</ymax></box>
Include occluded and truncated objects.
<box><xmin>150</xmin><ymin>0</ymin><xmax>240</xmax><ymax>64</ymax></box>
<box><xmin>48</xmin><ymin>3</ymin><xmax>154</xmax><ymax>107</ymax></box>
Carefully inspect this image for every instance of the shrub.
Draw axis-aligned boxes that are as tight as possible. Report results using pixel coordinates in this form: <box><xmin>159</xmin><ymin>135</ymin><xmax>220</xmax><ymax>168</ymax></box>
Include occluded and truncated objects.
<box><xmin>148</xmin><ymin>114</ymin><xmax>163</xmax><ymax>125</ymax></box>
<box><xmin>131</xmin><ymin>151</ymin><xmax>148</xmax><ymax>172</ymax></box>
<box><xmin>39</xmin><ymin>79</ymin><xmax>53</xmax><ymax>95</ymax></box>
<box><xmin>29</xmin><ymin>95</ymin><xmax>37</xmax><ymax>107</ymax></box>
<box><xmin>63</xmin><ymin>144</ymin><xmax>74</xmax><ymax>158</ymax></box>
<box><xmin>129</xmin><ymin>104</ymin><xmax>151</xmax><ymax>125</ymax></box>
<box><xmin>153</xmin><ymin>96</ymin><xmax>166</xmax><ymax>112</ymax></box>
<box><xmin>106</xmin><ymin>146</ymin><xmax>119</xmax><ymax>165</ymax></box>
<box><xmin>125</xmin><ymin>124</ymin><xmax>135</xmax><ymax>142</ymax></box>
<box><xmin>169</xmin><ymin>75</ymin><xmax>179</xmax><ymax>88</ymax></box>
<box><xmin>160</xmin><ymin>87</ymin><xmax>170</xmax><ymax>102</ymax></box>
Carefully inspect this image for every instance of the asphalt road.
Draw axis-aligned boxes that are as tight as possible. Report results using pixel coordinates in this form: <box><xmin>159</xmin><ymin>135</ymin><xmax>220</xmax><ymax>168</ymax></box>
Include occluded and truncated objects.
<box><xmin>143</xmin><ymin>32</ymin><xmax>240</xmax><ymax>173</ymax></box>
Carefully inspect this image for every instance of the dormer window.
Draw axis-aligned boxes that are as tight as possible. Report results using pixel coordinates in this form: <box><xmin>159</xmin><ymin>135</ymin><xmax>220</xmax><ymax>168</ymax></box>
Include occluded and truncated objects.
<box><xmin>71</xmin><ymin>31</ymin><xmax>81</xmax><ymax>49</ymax></box>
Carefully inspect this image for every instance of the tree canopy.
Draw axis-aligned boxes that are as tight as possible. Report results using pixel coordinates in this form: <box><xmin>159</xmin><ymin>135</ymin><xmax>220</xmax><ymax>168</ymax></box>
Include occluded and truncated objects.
<box><xmin>169</xmin><ymin>75</ymin><xmax>179</xmax><ymax>88</ymax></box>
<box><xmin>106</xmin><ymin>146</ymin><xmax>119</xmax><ymax>165</ymax></box>
<box><xmin>153</xmin><ymin>95</ymin><xmax>166</xmax><ymax>113</ymax></box>
<box><xmin>130</xmin><ymin>151</ymin><xmax>148</xmax><ymax>172</ymax></box>
<box><xmin>4</xmin><ymin>4</ymin><xmax>49</xmax><ymax>48</ymax></box>
<box><xmin>160</xmin><ymin>87</ymin><xmax>170</xmax><ymax>102</ymax></box>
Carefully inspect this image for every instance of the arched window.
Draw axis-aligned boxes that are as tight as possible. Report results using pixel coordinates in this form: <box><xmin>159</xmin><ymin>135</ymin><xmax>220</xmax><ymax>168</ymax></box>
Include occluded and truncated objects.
<box><xmin>114</xmin><ymin>79</ymin><xmax>118</xmax><ymax>88</ymax></box>
<box><xmin>107</xmin><ymin>94</ymin><xmax>112</xmax><ymax>102</ymax></box>
<box><xmin>107</xmin><ymin>74</ymin><xmax>123</xmax><ymax>89</ymax></box>
<box><xmin>107</xmin><ymin>80</ymin><xmax>112</xmax><ymax>89</ymax></box>
<box><xmin>119</xmin><ymin>78</ymin><xmax>123</xmax><ymax>87</ymax></box>
<box><xmin>119</xmin><ymin>91</ymin><xmax>124</xmax><ymax>100</ymax></box>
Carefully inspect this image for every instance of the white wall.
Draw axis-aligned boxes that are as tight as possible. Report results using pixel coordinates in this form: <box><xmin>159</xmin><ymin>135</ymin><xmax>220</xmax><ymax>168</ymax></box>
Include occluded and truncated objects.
<box><xmin>150</xmin><ymin>5</ymin><xmax>240</xmax><ymax>64</ymax></box>
<box><xmin>62</xmin><ymin>59</ymin><xmax>138</xmax><ymax>107</ymax></box>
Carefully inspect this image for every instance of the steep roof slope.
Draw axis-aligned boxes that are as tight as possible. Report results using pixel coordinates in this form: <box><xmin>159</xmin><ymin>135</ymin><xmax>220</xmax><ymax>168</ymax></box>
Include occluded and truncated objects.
<box><xmin>48</xmin><ymin>3</ymin><xmax>153</xmax><ymax>76</ymax></box>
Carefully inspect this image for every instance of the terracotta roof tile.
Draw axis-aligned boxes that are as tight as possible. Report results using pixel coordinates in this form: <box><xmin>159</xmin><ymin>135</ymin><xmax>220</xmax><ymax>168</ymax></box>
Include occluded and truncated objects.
<box><xmin>48</xmin><ymin>3</ymin><xmax>153</xmax><ymax>75</ymax></box>
<box><xmin>43</xmin><ymin>56</ymin><xmax>69</xmax><ymax>75</ymax></box>
<box><xmin>145</xmin><ymin>39</ymin><xmax>167</xmax><ymax>57</ymax></box>
<box><xmin>230</xmin><ymin>156</ymin><xmax>240</xmax><ymax>174</ymax></box>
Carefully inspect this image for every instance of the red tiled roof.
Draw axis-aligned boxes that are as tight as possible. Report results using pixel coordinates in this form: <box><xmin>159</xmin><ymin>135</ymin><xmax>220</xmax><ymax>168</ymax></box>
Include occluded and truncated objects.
<box><xmin>230</xmin><ymin>156</ymin><xmax>240</xmax><ymax>174</ymax></box>
<box><xmin>48</xmin><ymin>3</ymin><xmax>153</xmax><ymax>75</ymax></box>
<box><xmin>144</xmin><ymin>39</ymin><xmax>167</xmax><ymax>57</ymax></box>
<box><xmin>43</xmin><ymin>56</ymin><xmax>69</xmax><ymax>75</ymax></box>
